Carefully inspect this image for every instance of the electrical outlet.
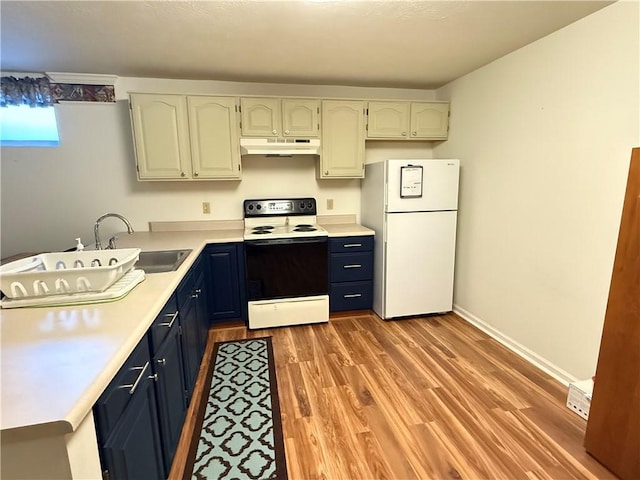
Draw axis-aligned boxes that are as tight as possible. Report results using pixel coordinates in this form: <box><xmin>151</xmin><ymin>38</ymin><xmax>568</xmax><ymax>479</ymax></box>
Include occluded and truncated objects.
<box><xmin>327</xmin><ymin>199</ymin><xmax>334</xmax><ymax>210</ymax></box>
<box><xmin>202</xmin><ymin>202</ymin><xmax>211</xmax><ymax>214</ymax></box>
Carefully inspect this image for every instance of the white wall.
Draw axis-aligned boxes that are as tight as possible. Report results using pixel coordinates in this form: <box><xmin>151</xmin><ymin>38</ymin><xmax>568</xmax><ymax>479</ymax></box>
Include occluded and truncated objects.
<box><xmin>1</xmin><ymin>79</ymin><xmax>435</xmax><ymax>258</ymax></box>
<box><xmin>434</xmin><ymin>1</ymin><xmax>640</xmax><ymax>380</ymax></box>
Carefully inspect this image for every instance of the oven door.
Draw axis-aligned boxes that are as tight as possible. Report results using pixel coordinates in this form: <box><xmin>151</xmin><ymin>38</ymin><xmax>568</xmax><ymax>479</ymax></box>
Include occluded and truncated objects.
<box><xmin>245</xmin><ymin>236</ymin><xmax>328</xmax><ymax>301</ymax></box>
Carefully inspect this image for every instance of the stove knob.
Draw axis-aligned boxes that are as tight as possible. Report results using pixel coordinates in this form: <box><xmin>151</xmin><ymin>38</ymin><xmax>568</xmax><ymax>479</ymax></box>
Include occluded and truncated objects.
<box><xmin>300</xmin><ymin>202</ymin><xmax>305</xmax><ymax>210</ymax></box>
<box><xmin>248</xmin><ymin>204</ymin><xmax>254</xmax><ymax>210</ymax></box>
<box><xmin>256</xmin><ymin>204</ymin><xmax>261</xmax><ymax>210</ymax></box>
<box><xmin>307</xmin><ymin>201</ymin><xmax>313</xmax><ymax>209</ymax></box>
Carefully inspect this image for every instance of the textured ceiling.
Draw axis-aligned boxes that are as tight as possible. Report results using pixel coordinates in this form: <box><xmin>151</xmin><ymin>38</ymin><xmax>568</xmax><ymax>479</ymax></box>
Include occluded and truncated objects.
<box><xmin>0</xmin><ymin>1</ymin><xmax>613</xmax><ymax>89</ymax></box>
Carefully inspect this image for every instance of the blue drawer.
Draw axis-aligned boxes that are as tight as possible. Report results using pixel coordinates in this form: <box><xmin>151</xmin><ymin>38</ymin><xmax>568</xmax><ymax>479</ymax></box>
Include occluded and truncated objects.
<box><xmin>330</xmin><ymin>252</ymin><xmax>373</xmax><ymax>282</ymax></box>
<box><xmin>94</xmin><ymin>336</ymin><xmax>152</xmax><ymax>443</ymax></box>
<box><xmin>330</xmin><ymin>281</ymin><xmax>373</xmax><ymax>311</ymax></box>
<box><xmin>329</xmin><ymin>235</ymin><xmax>373</xmax><ymax>253</ymax></box>
<box><xmin>148</xmin><ymin>294</ymin><xmax>179</xmax><ymax>356</ymax></box>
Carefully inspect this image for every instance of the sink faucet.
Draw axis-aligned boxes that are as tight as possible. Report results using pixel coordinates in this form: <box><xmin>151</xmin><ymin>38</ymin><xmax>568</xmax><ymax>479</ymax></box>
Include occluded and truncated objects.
<box><xmin>94</xmin><ymin>213</ymin><xmax>134</xmax><ymax>250</ymax></box>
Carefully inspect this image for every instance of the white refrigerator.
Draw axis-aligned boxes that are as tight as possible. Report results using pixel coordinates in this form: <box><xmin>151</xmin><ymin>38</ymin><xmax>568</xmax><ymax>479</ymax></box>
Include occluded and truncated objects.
<box><xmin>361</xmin><ymin>159</ymin><xmax>460</xmax><ymax>319</ymax></box>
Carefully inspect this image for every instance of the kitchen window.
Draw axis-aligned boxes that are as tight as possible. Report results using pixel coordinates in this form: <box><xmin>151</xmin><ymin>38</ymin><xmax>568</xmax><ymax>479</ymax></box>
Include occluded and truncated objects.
<box><xmin>0</xmin><ymin>104</ymin><xmax>60</xmax><ymax>146</ymax></box>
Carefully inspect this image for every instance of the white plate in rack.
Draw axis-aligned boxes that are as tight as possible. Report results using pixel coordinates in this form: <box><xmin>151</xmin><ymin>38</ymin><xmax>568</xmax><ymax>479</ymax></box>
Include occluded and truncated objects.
<box><xmin>0</xmin><ymin>269</ymin><xmax>145</xmax><ymax>309</ymax></box>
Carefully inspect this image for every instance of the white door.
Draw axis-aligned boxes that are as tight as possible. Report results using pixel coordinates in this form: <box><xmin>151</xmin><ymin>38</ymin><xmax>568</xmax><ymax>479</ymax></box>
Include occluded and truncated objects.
<box><xmin>385</xmin><ymin>159</ymin><xmax>459</xmax><ymax>213</ymax></box>
<box><xmin>383</xmin><ymin>211</ymin><xmax>457</xmax><ymax>318</ymax></box>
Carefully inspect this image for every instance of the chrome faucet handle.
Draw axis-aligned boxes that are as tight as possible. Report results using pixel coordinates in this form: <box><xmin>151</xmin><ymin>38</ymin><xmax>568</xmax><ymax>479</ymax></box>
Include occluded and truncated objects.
<box><xmin>107</xmin><ymin>235</ymin><xmax>118</xmax><ymax>249</ymax></box>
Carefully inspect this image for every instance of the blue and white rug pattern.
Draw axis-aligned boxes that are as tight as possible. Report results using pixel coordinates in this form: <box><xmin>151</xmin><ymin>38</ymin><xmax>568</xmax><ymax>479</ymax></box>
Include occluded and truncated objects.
<box><xmin>192</xmin><ymin>337</ymin><xmax>287</xmax><ymax>480</ymax></box>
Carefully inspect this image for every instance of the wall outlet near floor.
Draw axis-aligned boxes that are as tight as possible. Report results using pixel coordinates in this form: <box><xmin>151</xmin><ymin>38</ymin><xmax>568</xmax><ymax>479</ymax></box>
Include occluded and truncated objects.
<box><xmin>202</xmin><ymin>202</ymin><xmax>211</xmax><ymax>214</ymax></box>
<box><xmin>327</xmin><ymin>199</ymin><xmax>334</xmax><ymax>210</ymax></box>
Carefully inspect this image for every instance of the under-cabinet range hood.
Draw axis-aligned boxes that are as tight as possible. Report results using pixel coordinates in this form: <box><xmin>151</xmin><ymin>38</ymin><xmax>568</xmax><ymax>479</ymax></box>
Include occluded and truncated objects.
<box><xmin>240</xmin><ymin>138</ymin><xmax>320</xmax><ymax>156</ymax></box>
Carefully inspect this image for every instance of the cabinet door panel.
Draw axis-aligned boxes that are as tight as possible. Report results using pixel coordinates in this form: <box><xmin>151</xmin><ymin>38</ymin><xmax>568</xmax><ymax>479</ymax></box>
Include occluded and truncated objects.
<box><xmin>411</xmin><ymin>102</ymin><xmax>449</xmax><ymax>139</ymax></box>
<box><xmin>180</xmin><ymin>302</ymin><xmax>200</xmax><ymax>403</ymax></box>
<box><xmin>188</xmin><ymin>96</ymin><xmax>241</xmax><ymax>179</ymax></box>
<box><xmin>367</xmin><ymin>101</ymin><xmax>410</xmax><ymax>138</ymax></box>
<box><xmin>241</xmin><ymin>98</ymin><xmax>280</xmax><ymax>136</ymax></box>
<box><xmin>153</xmin><ymin>323</ymin><xmax>186</xmax><ymax>473</ymax></box>
<box><xmin>282</xmin><ymin>99</ymin><xmax>319</xmax><ymax>137</ymax></box>
<box><xmin>320</xmin><ymin>100</ymin><xmax>365</xmax><ymax>178</ymax></box>
<box><xmin>207</xmin><ymin>244</ymin><xmax>242</xmax><ymax>322</ymax></box>
<box><xmin>102</xmin><ymin>376</ymin><xmax>165</xmax><ymax>480</ymax></box>
<box><xmin>130</xmin><ymin>94</ymin><xmax>191</xmax><ymax>179</ymax></box>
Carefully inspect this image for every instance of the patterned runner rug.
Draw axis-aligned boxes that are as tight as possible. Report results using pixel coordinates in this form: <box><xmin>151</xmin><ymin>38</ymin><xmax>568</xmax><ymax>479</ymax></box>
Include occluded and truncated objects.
<box><xmin>189</xmin><ymin>337</ymin><xmax>287</xmax><ymax>480</ymax></box>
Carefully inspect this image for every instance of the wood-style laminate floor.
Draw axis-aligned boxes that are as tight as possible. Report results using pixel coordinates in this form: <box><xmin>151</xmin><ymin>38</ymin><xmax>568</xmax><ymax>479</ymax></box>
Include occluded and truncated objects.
<box><xmin>171</xmin><ymin>312</ymin><xmax>616</xmax><ymax>480</ymax></box>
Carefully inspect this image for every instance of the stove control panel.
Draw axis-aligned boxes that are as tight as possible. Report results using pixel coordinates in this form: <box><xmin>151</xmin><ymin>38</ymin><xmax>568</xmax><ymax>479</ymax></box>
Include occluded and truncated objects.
<box><xmin>244</xmin><ymin>197</ymin><xmax>317</xmax><ymax>217</ymax></box>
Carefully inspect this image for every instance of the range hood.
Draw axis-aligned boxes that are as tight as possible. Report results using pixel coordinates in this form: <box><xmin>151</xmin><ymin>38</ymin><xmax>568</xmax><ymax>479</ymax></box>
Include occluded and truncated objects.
<box><xmin>240</xmin><ymin>138</ymin><xmax>320</xmax><ymax>156</ymax></box>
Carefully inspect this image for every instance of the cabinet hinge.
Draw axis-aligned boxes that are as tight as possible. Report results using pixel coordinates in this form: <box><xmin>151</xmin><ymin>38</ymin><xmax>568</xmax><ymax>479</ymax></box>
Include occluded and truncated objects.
<box><xmin>135</xmin><ymin>163</ymin><xmax>139</xmax><ymax>173</ymax></box>
<box><xmin>238</xmin><ymin>164</ymin><xmax>241</xmax><ymax>171</ymax></box>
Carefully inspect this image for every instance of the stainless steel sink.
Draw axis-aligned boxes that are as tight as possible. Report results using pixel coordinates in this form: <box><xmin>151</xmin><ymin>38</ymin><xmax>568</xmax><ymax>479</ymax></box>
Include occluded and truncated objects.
<box><xmin>136</xmin><ymin>249</ymin><xmax>192</xmax><ymax>273</ymax></box>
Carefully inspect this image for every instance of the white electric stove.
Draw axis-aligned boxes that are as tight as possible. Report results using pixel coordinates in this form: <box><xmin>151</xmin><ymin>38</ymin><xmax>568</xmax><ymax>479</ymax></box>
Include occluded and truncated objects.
<box><xmin>243</xmin><ymin>198</ymin><xmax>329</xmax><ymax>329</ymax></box>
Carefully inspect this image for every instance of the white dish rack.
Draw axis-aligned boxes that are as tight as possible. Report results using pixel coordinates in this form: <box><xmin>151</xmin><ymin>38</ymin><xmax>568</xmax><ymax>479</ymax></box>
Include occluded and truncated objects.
<box><xmin>0</xmin><ymin>248</ymin><xmax>141</xmax><ymax>299</ymax></box>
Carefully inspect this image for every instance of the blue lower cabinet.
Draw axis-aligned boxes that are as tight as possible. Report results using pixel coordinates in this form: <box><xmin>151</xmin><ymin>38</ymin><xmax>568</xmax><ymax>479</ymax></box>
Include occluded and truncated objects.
<box><xmin>101</xmin><ymin>375</ymin><xmax>165</xmax><ymax>480</ymax></box>
<box><xmin>94</xmin><ymin>244</ymin><xmax>247</xmax><ymax>478</ymax></box>
<box><xmin>177</xmin><ymin>255</ymin><xmax>209</xmax><ymax>404</ymax></box>
<box><xmin>151</xmin><ymin>315</ymin><xmax>187</xmax><ymax>474</ymax></box>
<box><xmin>206</xmin><ymin>243</ymin><xmax>246</xmax><ymax>323</ymax></box>
<box><xmin>328</xmin><ymin>236</ymin><xmax>374</xmax><ymax>312</ymax></box>
<box><xmin>94</xmin><ymin>336</ymin><xmax>165</xmax><ymax>480</ymax></box>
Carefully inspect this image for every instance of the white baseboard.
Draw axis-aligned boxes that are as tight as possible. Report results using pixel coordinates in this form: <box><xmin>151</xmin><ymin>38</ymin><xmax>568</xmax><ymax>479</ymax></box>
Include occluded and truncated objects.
<box><xmin>453</xmin><ymin>304</ymin><xmax>577</xmax><ymax>387</ymax></box>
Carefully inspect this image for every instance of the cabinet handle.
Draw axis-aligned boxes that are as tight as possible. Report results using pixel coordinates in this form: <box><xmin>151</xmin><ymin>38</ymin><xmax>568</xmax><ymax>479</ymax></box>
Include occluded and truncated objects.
<box><xmin>284</xmin><ymin>129</ymin><xmax>290</xmax><ymax>135</ymax></box>
<box><xmin>192</xmin><ymin>294</ymin><xmax>198</xmax><ymax>299</ymax></box>
<box><xmin>343</xmin><ymin>264</ymin><xmax>362</xmax><ymax>269</ymax></box>
<box><xmin>343</xmin><ymin>243</ymin><xmax>362</xmax><ymax>248</ymax></box>
<box><xmin>195</xmin><ymin>288</ymin><xmax>202</xmax><ymax>294</ymax></box>
<box><xmin>180</xmin><ymin>172</ymin><xmax>186</xmax><ymax>177</ymax></box>
<box><xmin>272</xmin><ymin>129</ymin><xmax>277</xmax><ymax>135</ymax></box>
<box><xmin>344</xmin><ymin>293</ymin><xmax>363</xmax><ymax>298</ymax></box>
<box><xmin>194</xmin><ymin>172</ymin><xmax>199</xmax><ymax>177</ymax></box>
<box><xmin>159</xmin><ymin>310</ymin><xmax>179</xmax><ymax>328</ymax></box>
<box><xmin>402</xmin><ymin>131</ymin><xmax>407</xmax><ymax>136</ymax></box>
<box><xmin>411</xmin><ymin>131</ymin><xmax>417</xmax><ymax>136</ymax></box>
<box><xmin>121</xmin><ymin>361</ymin><xmax>150</xmax><ymax>395</ymax></box>
<box><xmin>157</xmin><ymin>358</ymin><xmax>166</xmax><ymax>366</ymax></box>
<box><xmin>149</xmin><ymin>373</ymin><xmax>158</xmax><ymax>382</ymax></box>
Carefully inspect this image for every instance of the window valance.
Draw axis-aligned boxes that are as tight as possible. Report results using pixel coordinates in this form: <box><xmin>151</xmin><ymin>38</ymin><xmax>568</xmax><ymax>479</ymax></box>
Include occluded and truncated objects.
<box><xmin>1</xmin><ymin>74</ymin><xmax>116</xmax><ymax>107</ymax></box>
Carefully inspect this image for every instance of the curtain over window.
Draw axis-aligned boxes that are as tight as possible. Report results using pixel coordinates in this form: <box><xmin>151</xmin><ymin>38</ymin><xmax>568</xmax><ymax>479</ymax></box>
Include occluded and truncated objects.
<box><xmin>0</xmin><ymin>75</ymin><xmax>53</xmax><ymax>108</ymax></box>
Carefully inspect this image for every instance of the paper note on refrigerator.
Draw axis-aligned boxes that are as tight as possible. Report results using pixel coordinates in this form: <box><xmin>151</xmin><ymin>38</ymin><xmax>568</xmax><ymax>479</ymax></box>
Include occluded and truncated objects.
<box><xmin>400</xmin><ymin>165</ymin><xmax>423</xmax><ymax>198</ymax></box>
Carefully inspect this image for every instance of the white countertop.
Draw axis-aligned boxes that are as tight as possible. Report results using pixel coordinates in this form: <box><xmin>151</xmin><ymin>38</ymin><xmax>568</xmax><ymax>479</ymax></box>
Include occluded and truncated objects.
<box><xmin>0</xmin><ymin>224</ymin><xmax>371</xmax><ymax>435</ymax></box>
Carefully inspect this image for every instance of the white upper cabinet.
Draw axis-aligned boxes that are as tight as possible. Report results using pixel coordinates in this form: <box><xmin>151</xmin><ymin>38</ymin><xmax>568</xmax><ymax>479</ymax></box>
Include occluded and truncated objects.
<box><xmin>188</xmin><ymin>96</ymin><xmax>241</xmax><ymax>179</ymax></box>
<box><xmin>241</xmin><ymin>98</ymin><xmax>319</xmax><ymax>137</ymax></box>
<box><xmin>130</xmin><ymin>94</ymin><xmax>241</xmax><ymax>181</ymax></box>
<box><xmin>320</xmin><ymin>100</ymin><xmax>366</xmax><ymax>179</ymax></box>
<box><xmin>130</xmin><ymin>94</ymin><xmax>192</xmax><ymax>179</ymax></box>
<box><xmin>367</xmin><ymin>101</ymin><xmax>449</xmax><ymax>140</ymax></box>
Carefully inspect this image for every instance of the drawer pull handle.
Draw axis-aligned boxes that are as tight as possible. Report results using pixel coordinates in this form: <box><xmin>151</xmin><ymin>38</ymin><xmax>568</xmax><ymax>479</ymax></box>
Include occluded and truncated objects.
<box><xmin>343</xmin><ymin>243</ymin><xmax>362</xmax><ymax>248</ymax></box>
<box><xmin>121</xmin><ymin>361</ymin><xmax>150</xmax><ymax>395</ymax></box>
<box><xmin>343</xmin><ymin>264</ymin><xmax>362</xmax><ymax>269</ymax></box>
<box><xmin>157</xmin><ymin>358</ymin><xmax>166</xmax><ymax>366</ymax></box>
<box><xmin>159</xmin><ymin>311</ymin><xmax>179</xmax><ymax>328</ymax></box>
<box><xmin>344</xmin><ymin>293</ymin><xmax>363</xmax><ymax>298</ymax></box>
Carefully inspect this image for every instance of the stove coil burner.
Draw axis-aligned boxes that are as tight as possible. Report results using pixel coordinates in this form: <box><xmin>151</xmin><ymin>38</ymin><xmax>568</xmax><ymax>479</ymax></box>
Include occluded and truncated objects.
<box><xmin>294</xmin><ymin>225</ymin><xmax>317</xmax><ymax>232</ymax></box>
<box><xmin>250</xmin><ymin>225</ymin><xmax>274</xmax><ymax>235</ymax></box>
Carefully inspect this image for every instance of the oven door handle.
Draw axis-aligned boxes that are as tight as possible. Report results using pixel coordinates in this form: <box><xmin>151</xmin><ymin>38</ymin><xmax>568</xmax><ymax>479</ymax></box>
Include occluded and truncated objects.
<box><xmin>245</xmin><ymin>236</ymin><xmax>328</xmax><ymax>246</ymax></box>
